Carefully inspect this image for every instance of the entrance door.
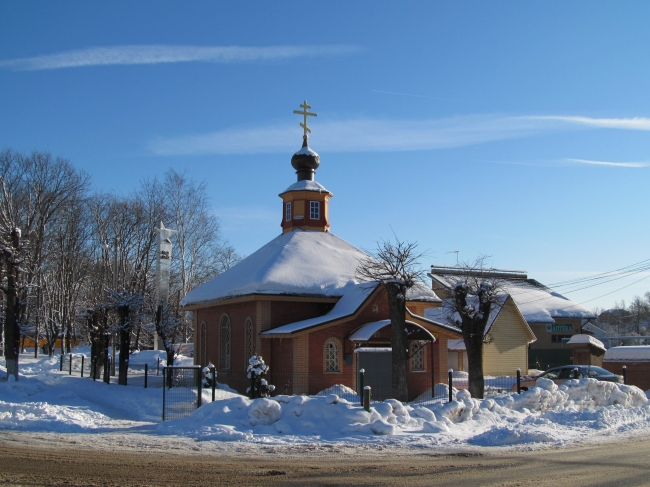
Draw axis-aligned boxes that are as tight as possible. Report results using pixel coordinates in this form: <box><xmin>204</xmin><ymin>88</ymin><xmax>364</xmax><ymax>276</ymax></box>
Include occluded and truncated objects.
<box><xmin>356</xmin><ymin>349</ymin><xmax>392</xmax><ymax>400</ymax></box>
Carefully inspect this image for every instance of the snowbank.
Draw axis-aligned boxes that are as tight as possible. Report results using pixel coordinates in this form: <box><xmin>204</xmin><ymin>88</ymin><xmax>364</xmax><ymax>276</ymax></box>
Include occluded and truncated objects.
<box><xmin>2</xmin><ymin>350</ymin><xmax>650</xmax><ymax>450</ymax></box>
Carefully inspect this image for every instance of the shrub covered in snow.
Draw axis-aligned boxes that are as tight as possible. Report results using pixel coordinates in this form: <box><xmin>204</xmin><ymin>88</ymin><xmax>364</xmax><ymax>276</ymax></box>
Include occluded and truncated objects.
<box><xmin>202</xmin><ymin>363</ymin><xmax>215</xmax><ymax>388</ymax></box>
<box><xmin>246</xmin><ymin>355</ymin><xmax>275</xmax><ymax>399</ymax></box>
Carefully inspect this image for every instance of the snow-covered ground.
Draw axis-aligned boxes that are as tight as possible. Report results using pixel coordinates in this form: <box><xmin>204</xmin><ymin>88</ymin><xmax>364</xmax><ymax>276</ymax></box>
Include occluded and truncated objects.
<box><xmin>2</xmin><ymin>348</ymin><xmax>650</xmax><ymax>453</ymax></box>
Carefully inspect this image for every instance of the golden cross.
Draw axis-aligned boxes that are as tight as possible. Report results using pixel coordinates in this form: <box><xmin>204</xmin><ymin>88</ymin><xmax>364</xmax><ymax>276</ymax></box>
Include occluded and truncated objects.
<box><xmin>293</xmin><ymin>100</ymin><xmax>317</xmax><ymax>138</ymax></box>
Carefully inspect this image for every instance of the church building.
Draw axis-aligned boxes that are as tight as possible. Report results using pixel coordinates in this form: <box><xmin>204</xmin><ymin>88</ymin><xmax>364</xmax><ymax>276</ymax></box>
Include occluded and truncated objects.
<box><xmin>182</xmin><ymin>102</ymin><xmax>463</xmax><ymax>401</ymax></box>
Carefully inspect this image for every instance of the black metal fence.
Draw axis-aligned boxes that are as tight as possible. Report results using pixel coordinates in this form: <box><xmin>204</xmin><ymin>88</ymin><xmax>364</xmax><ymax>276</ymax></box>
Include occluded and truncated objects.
<box><xmin>58</xmin><ymin>353</ymin><xmax>164</xmax><ymax>388</ymax></box>
<box><xmin>208</xmin><ymin>369</ymin><xmax>522</xmax><ymax>406</ymax></box>
<box><xmin>162</xmin><ymin>366</ymin><xmax>202</xmax><ymax>421</ymax></box>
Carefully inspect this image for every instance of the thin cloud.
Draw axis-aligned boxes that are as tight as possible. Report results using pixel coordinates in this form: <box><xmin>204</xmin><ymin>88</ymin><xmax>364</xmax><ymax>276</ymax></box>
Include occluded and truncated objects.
<box><xmin>149</xmin><ymin>115</ymin><xmax>554</xmax><ymax>156</ymax></box>
<box><xmin>372</xmin><ymin>90</ymin><xmax>456</xmax><ymax>101</ymax></box>
<box><xmin>527</xmin><ymin>115</ymin><xmax>650</xmax><ymax>131</ymax></box>
<box><xmin>568</xmin><ymin>158</ymin><xmax>650</xmax><ymax>168</ymax></box>
<box><xmin>149</xmin><ymin>114</ymin><xmax>650</xmax><ymax>156</ymax></box>
<box><xmin>0</xmin><ymin>44</ymin><xmax>362</xmax><ymax>71</ymax></box>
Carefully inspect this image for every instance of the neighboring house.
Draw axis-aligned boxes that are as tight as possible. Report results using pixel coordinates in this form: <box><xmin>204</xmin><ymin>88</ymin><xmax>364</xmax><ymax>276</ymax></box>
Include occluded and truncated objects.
<box><xmin>424</xmin><ymin>295</ymin><xmax>536</xmax><ymax>376</ymax></box>
<box><xmin>182</xmin><ymin>135</ymin><xmax>463</xmax><ymax>401</ymax></box>
<box><xmin>429</xmin><ymin>267</ymin><xmax>596</xmax><ymax>369</ymax></box>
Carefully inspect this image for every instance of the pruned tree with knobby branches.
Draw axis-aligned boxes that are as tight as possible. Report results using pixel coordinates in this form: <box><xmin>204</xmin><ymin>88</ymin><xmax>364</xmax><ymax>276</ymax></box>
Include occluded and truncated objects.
<box><xmin>356</xmin><ymin>238</ymin><xmax>426</xmax><ymax>402</ymax></box>
<box><xmin>443</xmin><ymin>257</ymin><xmax>504</xmax><ymax>399</ymax></box>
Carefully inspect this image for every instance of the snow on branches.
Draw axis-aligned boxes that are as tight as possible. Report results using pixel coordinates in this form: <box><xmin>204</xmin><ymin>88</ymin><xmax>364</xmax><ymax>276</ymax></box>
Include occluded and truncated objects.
<box><xmin>246</xmin><ymin>355</ymin><xmax>275</xmax><ymax>399</ymax></box>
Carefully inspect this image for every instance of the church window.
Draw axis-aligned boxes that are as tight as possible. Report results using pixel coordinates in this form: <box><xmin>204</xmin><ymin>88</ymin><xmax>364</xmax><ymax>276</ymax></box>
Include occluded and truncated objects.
<box><xmin>411</xmin><ymin>342</ymin><xmax>425</xmax><ymax>372</ymax></box>
<box><xmin>285</xmin><ymin>202</ymin><xmax>291</xmax><ymax>221</ymax></box>
<box><xmin>219</xmin><ymin>314</ymin><xmax>231</xmax><ymax>370</ymax></box>
<box><xmin>324</xmin><ymin>338</ymin><xmax>340</xmax><ymax>373</ymax></box>
<box><xmin>245</xmin><ymin>317</ymin><xmax>255</xmax><ymax>363</ymax></box>
<box><xmin>310</xmin><ymin>201</ymin><xmax>320</xmax><ymax>219</ymax></box>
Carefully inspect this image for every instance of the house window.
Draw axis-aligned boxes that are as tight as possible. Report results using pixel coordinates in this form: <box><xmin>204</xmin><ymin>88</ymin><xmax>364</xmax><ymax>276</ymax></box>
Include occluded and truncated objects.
<box><xmin>245</xmin><ymin>317</ymin><xmax>254</xmax><ymax>363</ymax></box>
<box><xmin>285</xmin><ymin>202</ymin><xmax>291</xmax><ymax>221</ymax></box>
<box><xmin>200</xmin><ymin>321</ymin><xmax>207</xmax><ymax>367</ymax></box>
<box><xmin>411</xmin><ymin>342</ymin><xmax>424</xmax><ymax>372</ymax></box>
<box><xmin>551</xmin><ymin>334</ymin><xmax>572</xmax><ymax>344</ymax></box>
<box><xmin>310</xmin><ymin>201</ymin><xmax>320</xmax><ymax>220</ymax></box>
<box><xmin>324</xmin><ymin>338</ymin><xmax>340</xmax><ymax>373</ymax></box>
<box><xmin>219</xmin><ymin>314</ymin><xmax>231</xmax><ymax>370</ymax></box>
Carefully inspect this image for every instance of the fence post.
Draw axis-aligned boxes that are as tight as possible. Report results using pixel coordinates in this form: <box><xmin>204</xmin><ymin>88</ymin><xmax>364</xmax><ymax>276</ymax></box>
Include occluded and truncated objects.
<box><xmin>144</xmin><ymin>363</ymin><xmax>148</xmax><ymax>389</ymax></box>
<box><xmin>197</xmin><ymin>367</ymin><xmax>203</xmax><ymax>408</ymax></box>
<box><xmin>81</xmin><ymin>356</ymin><xmax>85</xmax><ymax>378</ymax></box>
<box><xmin>516</xmin><ymin>368</ymin><xmax>521</xmax><ymax>394</ymax></box>
<box><xmin>211</xmin><ymin>367</ymin><xmax>216</xmax><ymax>402</ymax></box>
<box><xmin>359</xmin><ymin>368</ymin><xmax>365</xmax><ymax>406</ymax></box>
<box><xmin>363</xmin><ymin>386</ymin><xmax>371</xmax><ymax>412</ymax></box>
<box><xmin>448</xmin><ymin>369</ymin><xmax>453</xmax><ymax>403</ymax></box>
<box><xmin>69</xmin><ymin>354</ymin><xmax>73</xmax><ymax>375</ymax></box>
<box><xmin>157</xmin><ymin>357</ymin><xmax>160</xmax><ymax>376</ymax></box>
<box><xmin>622</xmin><ymin>365</ymin><xmax>627</xmax><ymax>384</ymax></box>
<box><xmin>60</xmin><ymin>354</ymin><xmax>64</xmax><ymax>371</ymax></box>
<box><xmin>92</xmin><ymin>356</ymin><xmax>97</xmax><ymax>381</ymax></box>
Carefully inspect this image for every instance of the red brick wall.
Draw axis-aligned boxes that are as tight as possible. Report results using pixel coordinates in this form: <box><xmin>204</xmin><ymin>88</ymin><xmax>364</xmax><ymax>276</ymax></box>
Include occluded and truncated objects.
<box><xmin>195</xmin><ymin>301</ymin><xmax>257</xmax><ymax>373</ymax></box>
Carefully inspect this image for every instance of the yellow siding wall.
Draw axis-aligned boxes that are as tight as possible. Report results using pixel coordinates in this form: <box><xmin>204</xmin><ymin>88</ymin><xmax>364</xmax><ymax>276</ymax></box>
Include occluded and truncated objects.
<box><xmin>482</xmin><ymin>300</ymin><xmax>530</xmax><ymax>375</ymax></box>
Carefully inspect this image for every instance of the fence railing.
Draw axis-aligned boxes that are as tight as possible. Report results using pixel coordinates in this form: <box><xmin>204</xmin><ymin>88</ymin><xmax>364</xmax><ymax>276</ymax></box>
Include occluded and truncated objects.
<box><xmin>207</xmin><ymin>369</ymin><xmax>522</xmax><ymax>406</ymax></box>
<box><xmin>58</xmin><ymin>353</ymin><xmax>164</xmax><ymax>388</ymax></box>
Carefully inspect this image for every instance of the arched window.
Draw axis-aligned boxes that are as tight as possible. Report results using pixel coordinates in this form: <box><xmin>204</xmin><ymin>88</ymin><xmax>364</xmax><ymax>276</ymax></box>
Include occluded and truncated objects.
<box><xmin>324</xmin><ymin>338</ymin><xmax>341</xmax><ymax>373</ymax></box>
<box><xmin>411</xmin><ymin>341</ymin><xmax>425</xmax><ymax>372</ymax></box>
<box><xmin>200</xmin><ymin>321</ymin><xmax>207</xmax><ymax>367</ymax></box>
<box><xmin>219</xmin><ymin>314</ymin><xmax>231</xmax><ymax>370</ymax></box>
<box><xmin>245</xmin><ymin>317</ymin><xmax>255</xmax><ymax>364</ymax></box>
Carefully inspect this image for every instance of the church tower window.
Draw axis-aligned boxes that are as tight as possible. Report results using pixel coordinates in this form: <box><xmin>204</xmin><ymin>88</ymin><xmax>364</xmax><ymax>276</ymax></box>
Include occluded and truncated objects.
<box><xmin>310</xmin><ymin>201</ymin><xmax>320</xmax><ymax>220</ymax></box>
<box><xmin>285</xmin><ymin>202</ymin><xmax>291</xmax><ymax>221</ymax></box>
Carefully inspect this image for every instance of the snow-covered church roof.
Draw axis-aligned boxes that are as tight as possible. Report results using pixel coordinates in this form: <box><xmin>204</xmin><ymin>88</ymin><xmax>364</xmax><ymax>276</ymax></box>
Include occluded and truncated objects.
<box><xmin>182</xmin><ymin>230</ymin><xmax>441</xmax><ymax>307</ymax></box>
<box><xmin>430</xmin><ymin>272</ymin><xmax>595</xmax><ymax>324</ymax></box>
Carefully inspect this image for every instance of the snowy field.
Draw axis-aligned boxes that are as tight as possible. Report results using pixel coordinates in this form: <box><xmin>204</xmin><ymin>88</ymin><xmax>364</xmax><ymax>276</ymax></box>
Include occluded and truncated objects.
<box><xmin>1</xmin><ymin>347</ymin><xmax>650</xmax><ymax>455</ymax></box>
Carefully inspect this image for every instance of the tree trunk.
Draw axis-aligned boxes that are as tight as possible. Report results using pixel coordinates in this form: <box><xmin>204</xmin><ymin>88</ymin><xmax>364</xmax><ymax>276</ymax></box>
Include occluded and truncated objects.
<box><xmin>117</xmin><ymin>305</ymin><xmax>130</xmax><ymax>386</ymax></box>
<box><xmin>463</xmin><ymin>328</ymin><xmax>485</xmax><ymax>399</ymax></box>
<box><xmin>3</xmin><ymin>229</ymin><xmax>21</xmax><ymax>381</ymax></box>
<box><xmin>386</xmin><ymin>282</ymin><xmax>409</xmax><ymax>402</ymax></box>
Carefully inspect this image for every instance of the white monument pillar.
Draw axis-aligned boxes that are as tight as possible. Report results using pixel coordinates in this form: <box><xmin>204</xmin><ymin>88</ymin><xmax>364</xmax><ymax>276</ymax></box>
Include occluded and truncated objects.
<box><xmin>154</xmin><ymin>221</ymin><xmax>177</xmax><ymax>350</ymax></box>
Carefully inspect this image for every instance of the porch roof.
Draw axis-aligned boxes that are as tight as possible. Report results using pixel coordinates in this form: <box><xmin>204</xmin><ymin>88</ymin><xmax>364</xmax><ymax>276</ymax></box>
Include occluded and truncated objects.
<box><xmin>348</xmin><ymin>319</ymin><xmax>436</xmax><ymax>342</ymax></box>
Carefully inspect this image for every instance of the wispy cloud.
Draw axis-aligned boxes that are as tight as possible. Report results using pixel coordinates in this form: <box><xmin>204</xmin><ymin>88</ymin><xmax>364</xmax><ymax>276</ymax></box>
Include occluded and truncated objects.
<box><xmin>0</xmin><ymin>44</ymin><xmax>362</xmax><ymax>71</ymax></box>
<box><xmin>567</xmin><ymin>158</ymin><xmax>650</xmax><ymax>168</ymax></box>
<box><xmin>371</xmin><ymin>90</ymin><xmax>456</xmax><ymax>101</ymax></box>
<box><xmin>150</xmin><ymin>115</ymin><xmax>554</xmax><ymax>156</ymax></box>
<box><xmin>149</xmin><ymin>114</ymin><xmax>650</xmax><ymax>156</ymax></box>
<box><xmin>527</xmin><ymin>115</ymin><xmax>650</xmax><ymax>131</ymax></box>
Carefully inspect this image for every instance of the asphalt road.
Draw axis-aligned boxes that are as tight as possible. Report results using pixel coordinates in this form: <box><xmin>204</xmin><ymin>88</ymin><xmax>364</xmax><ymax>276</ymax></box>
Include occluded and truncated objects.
<box><xmin>1</xmin><ymin>434</ymin><xmax>649</xmax><ymax>486</ymax></box>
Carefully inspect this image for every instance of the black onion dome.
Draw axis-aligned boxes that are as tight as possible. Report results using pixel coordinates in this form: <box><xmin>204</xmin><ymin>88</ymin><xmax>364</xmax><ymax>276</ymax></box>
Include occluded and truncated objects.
<box><xmin>291</xmin><ymin>137</ymin><xmax>320</xmax><ymax>181</ymax></box>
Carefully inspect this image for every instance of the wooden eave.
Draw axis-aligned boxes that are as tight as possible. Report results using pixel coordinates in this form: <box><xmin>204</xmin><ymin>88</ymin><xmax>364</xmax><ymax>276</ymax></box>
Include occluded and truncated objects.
<box><xmin>181</xmin><ymin>293</ymin><xmax>339</xmax><ymax>311</ymax></box>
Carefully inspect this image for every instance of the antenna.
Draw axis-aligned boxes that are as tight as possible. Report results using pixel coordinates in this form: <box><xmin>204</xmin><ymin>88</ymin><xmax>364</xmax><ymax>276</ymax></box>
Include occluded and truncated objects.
<box><xmin>445</xmin><ymin>250</ymin><xmax>459</xmax><ymax>266</ymax></box>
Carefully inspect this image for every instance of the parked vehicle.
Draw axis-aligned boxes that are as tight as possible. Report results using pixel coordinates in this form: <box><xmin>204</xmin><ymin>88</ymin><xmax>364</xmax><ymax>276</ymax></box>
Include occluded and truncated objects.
<box><xmin>514</xmin><ymin>365</ymin><xmax>623</xmax><ymax>391</ymax></box>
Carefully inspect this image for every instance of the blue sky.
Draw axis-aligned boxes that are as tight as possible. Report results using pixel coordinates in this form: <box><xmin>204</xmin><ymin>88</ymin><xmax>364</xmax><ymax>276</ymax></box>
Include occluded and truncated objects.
<box><xmin>1</xmin><ymin>2</ymin><xmax>649</xmax><ymax>312</ymax></box>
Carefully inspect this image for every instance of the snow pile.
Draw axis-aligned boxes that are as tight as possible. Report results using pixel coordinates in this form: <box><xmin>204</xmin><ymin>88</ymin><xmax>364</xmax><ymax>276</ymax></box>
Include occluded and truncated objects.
<box><xmin>3</xmin><ymin>351</ymin><xmax>650</xmax><ymax>450</ymax></box>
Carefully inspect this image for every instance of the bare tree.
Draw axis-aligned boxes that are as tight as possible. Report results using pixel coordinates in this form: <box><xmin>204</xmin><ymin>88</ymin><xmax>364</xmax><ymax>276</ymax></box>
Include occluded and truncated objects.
<box><xmin>356</xmin><ymin>238</ymin><xmax>425</xmax><ymax>402</ymax></box>
<box><xmin>444</xmin><ymin>257</ymin><xmax>503</xmax><ymax>399</ymax></box>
